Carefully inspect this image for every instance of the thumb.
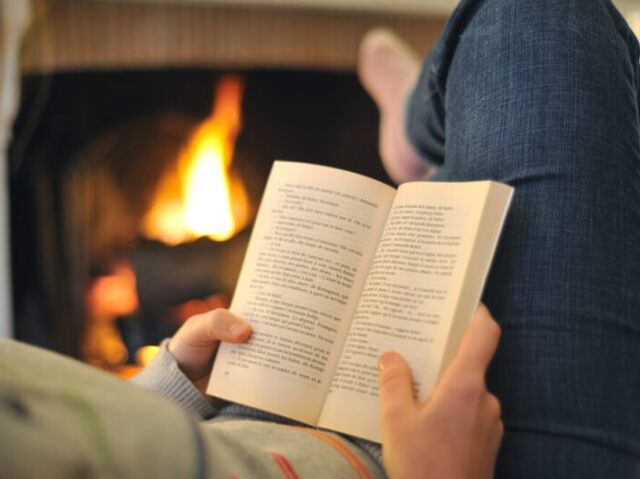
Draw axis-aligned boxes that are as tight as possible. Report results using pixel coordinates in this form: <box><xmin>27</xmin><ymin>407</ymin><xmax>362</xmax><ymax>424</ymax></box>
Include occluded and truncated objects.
<box><xmin>378</xmin><ymin>352</ymin><xmax>417</xmax><ymax>425</ymax></box>
<box><xmin>169</xmin><ymin>309</ymin><xmax>252</xmax><ymax>375</ymax></box>
<box><xmin>175</xmin><ymin>309</ymin><xmax>252</xmax><ymax>349</ymax></box>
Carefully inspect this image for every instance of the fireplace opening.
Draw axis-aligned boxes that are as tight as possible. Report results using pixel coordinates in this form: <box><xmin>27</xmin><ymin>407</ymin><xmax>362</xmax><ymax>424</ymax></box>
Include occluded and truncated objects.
<box><xmin>10</xmin><ymin>67</ymin><xmax>389</xmax><ymax>375</ymax></box>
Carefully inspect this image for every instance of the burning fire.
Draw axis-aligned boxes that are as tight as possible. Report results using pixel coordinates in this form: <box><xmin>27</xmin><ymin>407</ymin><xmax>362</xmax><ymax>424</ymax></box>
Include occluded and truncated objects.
<box><xmin>85</xmin><ymin>77</ymin><xmax>249</xmax><ymax>376</ymax></box>
<box><xmin>143</xmin><ymin>76</ymin><xmax>249</xmax><ymax>244</ymax></box>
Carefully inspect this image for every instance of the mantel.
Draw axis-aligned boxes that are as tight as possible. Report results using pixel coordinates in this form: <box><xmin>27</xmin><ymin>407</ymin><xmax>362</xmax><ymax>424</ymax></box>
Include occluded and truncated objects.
<box><xmin>21</xmin><ymin>0</ymin><xmax>446</xmax><ymax>73</ymax></box>
<box><xmin>91</xmin><ymin>0</ymin><xmax>458</xmax><ymax>16</ymax></box>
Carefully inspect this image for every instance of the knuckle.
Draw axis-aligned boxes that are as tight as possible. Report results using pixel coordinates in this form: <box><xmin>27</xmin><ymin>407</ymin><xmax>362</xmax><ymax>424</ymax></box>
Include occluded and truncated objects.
<box><xmin>182</xmin><ymin>314</ymin><xmax>202</xmax><ymax>332</ymax></box>
<box><xmin>209</xmin><ymin>308</ymin><xmax>226</xmax><ymax>323</ymax></box>
<box><xmin>477</xmin><ymin>304</ymin><xmax>501</xmax><ymax>337</ymax></box>
<box><xmin>486</xmin><ymin>393</ymin><xmax>502</xmax><ymax>420</ymax></box>
<box><xmin>476</xmin><ymin>303</ymin><xmax>491</xmax><ymax>320</ymax></box>
<box><xmin>489</xmin><ymin>317</ymin><xmax>502</xmax><ymax>340</ymax></box>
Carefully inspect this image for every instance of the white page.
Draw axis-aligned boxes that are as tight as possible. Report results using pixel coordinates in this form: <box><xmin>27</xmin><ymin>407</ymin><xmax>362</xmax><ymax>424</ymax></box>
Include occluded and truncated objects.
<box><xmin>208</xmin><ymin>161</ymin><xmax>396</xmax><ymax>424</ymax></box>
<box><xmin>318</xmin><ymin>181</ymin><xmax>490</xmax><ymax>442</ymax></box>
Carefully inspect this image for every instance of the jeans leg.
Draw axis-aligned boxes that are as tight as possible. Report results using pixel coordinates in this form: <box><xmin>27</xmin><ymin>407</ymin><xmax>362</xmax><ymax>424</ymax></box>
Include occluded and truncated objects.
<box><xmin>407</xmin><ymin>0</ymin><xmax>640</xmax><ymax>477</ymax></box>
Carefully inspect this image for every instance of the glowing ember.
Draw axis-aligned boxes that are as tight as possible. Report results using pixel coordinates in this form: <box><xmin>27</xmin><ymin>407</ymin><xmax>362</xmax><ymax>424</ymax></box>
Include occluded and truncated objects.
<box><xmin>86</xmin><ymin>263</ymin><xmax>139</xmax><ymax>319</ymax></box>
<box><xmin>83</xmin><ymin>262</ymin><xmax>138</xmax><ymax>369</ymax></box>
<box><xmin>135</xmin><ymin>345</ymin><xmax>160</xmax><ymax>367</ymax></box>
<box><xmin>143</xmin><ymin>76</ymin><xmax>249</xmax><ymax>244</ymax></box>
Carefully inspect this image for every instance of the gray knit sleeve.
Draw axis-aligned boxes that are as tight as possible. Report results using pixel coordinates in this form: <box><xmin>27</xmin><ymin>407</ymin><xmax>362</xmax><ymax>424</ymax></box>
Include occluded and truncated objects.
<box><xmin>131</xmin><ymin>339</ymin><xmax>217</xmax><ymax>419</ymax></box>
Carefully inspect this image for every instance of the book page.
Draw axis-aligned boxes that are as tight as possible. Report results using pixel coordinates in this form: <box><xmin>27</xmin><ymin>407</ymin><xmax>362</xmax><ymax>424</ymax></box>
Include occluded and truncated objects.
<box><xmin>318</xmin><ymin>182</ymin><xmax>495</xmax><ymax>442</ymax></box>
<box><xmin>208</xmin><ymin>161</ymin><xmax>396</xmax><ymax>424</ymax></box>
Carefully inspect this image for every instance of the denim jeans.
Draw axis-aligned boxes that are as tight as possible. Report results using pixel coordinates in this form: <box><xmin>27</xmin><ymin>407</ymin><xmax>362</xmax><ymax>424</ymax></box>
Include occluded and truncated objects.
<box><xmin>406</xmin><ymin>0</ymin><xmax>640</xmax><ymax>476</ymax></box>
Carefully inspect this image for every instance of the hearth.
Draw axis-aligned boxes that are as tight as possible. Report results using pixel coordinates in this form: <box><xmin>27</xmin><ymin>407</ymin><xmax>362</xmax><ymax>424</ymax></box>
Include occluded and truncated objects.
<box><xmin>9</xmin><ymin>0</ymin><xmax>445</xmax><ymax>374</ymax></box>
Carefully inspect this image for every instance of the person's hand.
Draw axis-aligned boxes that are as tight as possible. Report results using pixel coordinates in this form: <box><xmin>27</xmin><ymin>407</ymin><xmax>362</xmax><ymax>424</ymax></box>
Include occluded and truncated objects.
<box><xmin>378</xmin><ymin>304</ymin><xmax>503</xmax><ymax>479</ymax></box>
<box><xmin>168</xmin><ymin>309</ymin><xmax>252</xmax><ymax>400</ymax></box>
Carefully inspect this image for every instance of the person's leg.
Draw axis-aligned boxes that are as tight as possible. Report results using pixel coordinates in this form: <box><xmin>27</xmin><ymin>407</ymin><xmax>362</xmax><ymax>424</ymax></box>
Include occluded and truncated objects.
<box><xmin>400</xmin><ymin>0</ymin><xmax>640</xmax><ymax>476</ymax></box>
<box><xmin>358</xmin><ymin>29</ymin><xmax>434</xmax><ymax>184</ymax></box>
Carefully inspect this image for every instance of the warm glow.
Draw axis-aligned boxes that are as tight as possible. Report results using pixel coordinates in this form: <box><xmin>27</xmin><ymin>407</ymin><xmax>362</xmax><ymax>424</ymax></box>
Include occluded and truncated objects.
<box><xmin>86</xmin><ymin>263</ymin><xmax>139</xmax><ymax>318</ymax></box>
<box><xmin>143</xmin><ymin>76</ymin><xmax>249</xmax><ymax>244</ymax></box>
<box><xmin>136</xmin><ymin>345</ymin><xmax>160</xmax><ymax>367</ymax></box>
<box><xmin>83</xmin><ymin>262</ymin><xmax>138</xmax><ymax>369</ymax></box>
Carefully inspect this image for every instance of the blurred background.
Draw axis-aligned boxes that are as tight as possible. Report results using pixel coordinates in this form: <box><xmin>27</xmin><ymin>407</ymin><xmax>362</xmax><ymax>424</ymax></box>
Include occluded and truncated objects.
<box><xmin>2</xmin><ymin>0</ymin><xmax>639</xmax><ymax>377</ymax></box>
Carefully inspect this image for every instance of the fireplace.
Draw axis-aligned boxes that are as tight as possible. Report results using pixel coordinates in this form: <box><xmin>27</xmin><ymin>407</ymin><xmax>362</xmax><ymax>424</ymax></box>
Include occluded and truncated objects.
<box><xmin>8</xmin><ymin>0</ymin><xmax>447</xmax><ymax>374</ymax></box>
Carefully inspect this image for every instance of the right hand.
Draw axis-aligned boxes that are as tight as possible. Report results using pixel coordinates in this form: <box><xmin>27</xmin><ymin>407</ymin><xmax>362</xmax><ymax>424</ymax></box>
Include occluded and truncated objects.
<box><xmin>378</xmin><ymin>304</ymin><xmax>504</xmax><ymax>479</ymax></box>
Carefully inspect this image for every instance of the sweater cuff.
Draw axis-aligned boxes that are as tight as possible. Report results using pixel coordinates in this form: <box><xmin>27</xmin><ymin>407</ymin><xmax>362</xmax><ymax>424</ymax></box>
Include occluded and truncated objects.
<box><xmin>131</xmin><ymin>339</ymin><xmax>217</xmax><ymax>419</ymax></box>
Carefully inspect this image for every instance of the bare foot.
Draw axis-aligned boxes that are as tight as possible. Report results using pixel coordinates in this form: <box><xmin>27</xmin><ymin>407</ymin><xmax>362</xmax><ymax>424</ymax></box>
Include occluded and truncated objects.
<box><xmin>358</xmin><ymin>28</ymin><xmax>434</xmax><ymax>184</ymax></box>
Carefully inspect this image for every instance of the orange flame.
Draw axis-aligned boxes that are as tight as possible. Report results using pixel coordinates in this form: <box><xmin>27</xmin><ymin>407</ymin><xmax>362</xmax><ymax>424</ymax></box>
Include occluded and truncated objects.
<box><xmin>142</xmin><ymin>76</ymin><xmax>249</xmax><ymax>244</ymax></box>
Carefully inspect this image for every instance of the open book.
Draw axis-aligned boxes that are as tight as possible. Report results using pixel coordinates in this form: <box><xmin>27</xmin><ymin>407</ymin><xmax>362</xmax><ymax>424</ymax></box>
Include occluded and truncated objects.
<box><xmin>207</xmin><ymin>161</ymin><xmax>513</xmax><ymax>443</ymax></box>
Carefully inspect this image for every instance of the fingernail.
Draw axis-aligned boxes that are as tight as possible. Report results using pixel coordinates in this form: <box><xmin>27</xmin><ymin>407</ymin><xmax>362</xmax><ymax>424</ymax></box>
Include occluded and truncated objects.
<box><xmin>228</xmin><ymin>321</ymin><xmax>249</xmax><ymax>337</ymax></box>
<box><xmin>378</xmin><ymin>351</ymin><xmax>401</xmax><ymax>371</ymax></box>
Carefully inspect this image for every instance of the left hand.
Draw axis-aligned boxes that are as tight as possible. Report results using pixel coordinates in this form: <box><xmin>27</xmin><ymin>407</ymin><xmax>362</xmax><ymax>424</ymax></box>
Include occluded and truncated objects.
<box><xmin>168</xmin><ymin>308</ymin><xmax>252</xmax><ymax>399</ymax></box>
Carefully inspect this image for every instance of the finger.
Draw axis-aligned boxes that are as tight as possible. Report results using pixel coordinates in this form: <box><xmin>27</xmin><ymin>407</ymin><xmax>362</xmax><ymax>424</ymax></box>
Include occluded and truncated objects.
<box><xmin>449</xmin><ymin>303</ymin><xmax>501</xmax><ymax>377</ymax></box>
<box><xmin>493</xmin><ymin>419</ymin><xmax>505</xmax><ymax>454</ymax></box>
<box><xmin>170</xmin><ymin>309</ymin><xmax>251</xmax><ymax>356</ymax></box>
<box><xmin>378</xmin><ymin>351</ymin><xmax>418</xmax><ymax>423</ymax></box>
<box><xmin>484</xmin><ymin>393</ymin><xmax>505</xmax><ymax>459</ymax></box>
